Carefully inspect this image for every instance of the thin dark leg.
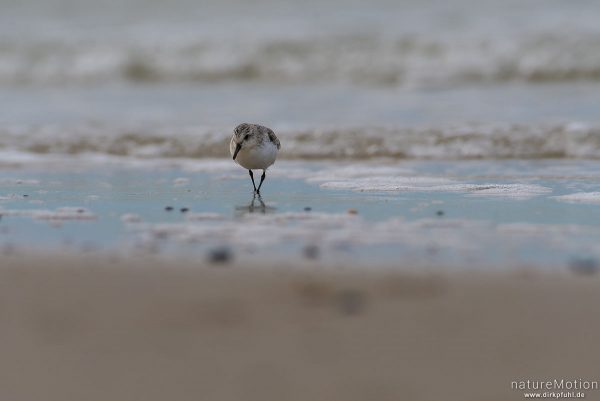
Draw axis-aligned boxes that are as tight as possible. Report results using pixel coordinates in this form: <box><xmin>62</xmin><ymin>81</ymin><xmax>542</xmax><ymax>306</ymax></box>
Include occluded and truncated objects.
<box><xmin>257</xmin><ymin>170</ymin><xmax>266</xmax><ymax>194</ymax></box>
<box><xmin>248</xmin><ymin>170</ymin><xmax>257</xmax><ymax>192</ymax></box>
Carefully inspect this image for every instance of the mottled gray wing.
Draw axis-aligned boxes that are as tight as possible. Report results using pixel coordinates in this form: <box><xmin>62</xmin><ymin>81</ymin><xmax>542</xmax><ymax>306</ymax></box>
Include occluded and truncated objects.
<box><xmin>266</xmin><ymin>127</ymin><xmax>281</xmax><ymax>149</ymax></box>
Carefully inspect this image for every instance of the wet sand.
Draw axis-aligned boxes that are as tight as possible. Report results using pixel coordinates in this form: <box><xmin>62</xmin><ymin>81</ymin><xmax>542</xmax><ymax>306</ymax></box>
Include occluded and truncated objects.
<box><xmin>1</xmin><ymin>254</ymin><xmax>599</xmax><ymax>401</ymax></box>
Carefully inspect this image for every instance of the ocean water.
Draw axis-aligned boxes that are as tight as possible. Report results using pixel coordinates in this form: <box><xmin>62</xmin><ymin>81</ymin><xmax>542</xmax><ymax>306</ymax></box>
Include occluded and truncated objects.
<box><xmin>1</xmin><ymin>0</ymin><xmax>600</xmax><ymax>269</ymax></box>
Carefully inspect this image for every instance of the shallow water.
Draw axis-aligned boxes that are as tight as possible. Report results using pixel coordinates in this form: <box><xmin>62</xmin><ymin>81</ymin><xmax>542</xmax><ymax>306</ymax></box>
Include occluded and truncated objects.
<box><xmin>1</xmin><ymin>158</ymin><xmax>599</xmax><ymax>270</ymax></box>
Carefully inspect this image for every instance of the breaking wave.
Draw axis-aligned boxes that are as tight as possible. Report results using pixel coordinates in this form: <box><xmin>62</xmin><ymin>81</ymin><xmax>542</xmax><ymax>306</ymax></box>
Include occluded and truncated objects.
<box><xmin>1</xmin><ymin>122</ymin><xmax>599</xmax><ymax>160</ymax></box>
<box><xmin>2</xmin><ymin>33</ymin><xmax>600</xmax><ymax>86</ymax></box>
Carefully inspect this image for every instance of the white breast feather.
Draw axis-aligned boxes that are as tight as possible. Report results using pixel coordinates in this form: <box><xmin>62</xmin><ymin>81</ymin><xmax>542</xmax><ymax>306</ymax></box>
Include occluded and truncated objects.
<box><xmin>234</xmin><ymin>142</ymin><xmax>278</xmax><ymax>170</ymax></box>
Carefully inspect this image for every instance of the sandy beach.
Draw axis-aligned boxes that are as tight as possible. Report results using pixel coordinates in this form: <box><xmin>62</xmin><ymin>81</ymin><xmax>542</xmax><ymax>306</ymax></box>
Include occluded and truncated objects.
<box><xmin>1</xmin><ymin>254</ymin><xmax>599</xmax><ymax>401</ymax></box>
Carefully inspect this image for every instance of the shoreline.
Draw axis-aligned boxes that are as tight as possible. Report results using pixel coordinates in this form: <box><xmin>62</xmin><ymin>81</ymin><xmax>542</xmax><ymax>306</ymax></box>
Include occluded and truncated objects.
<box><xmin>2</xmin><ymin>254</ymin><xmax>599</xmax><ymax>400</ymax></box>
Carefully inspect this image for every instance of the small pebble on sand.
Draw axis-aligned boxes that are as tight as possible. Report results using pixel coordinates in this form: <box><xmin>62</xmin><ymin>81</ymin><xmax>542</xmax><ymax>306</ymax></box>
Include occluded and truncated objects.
<box><xmin>303</xmin><ymin>244</ymin><xmax>319</xmax><ymax>259</ymax></box>
<box><xmin>208</xmin><ymin>247</ymin><xmax>233</xmax><ymax>264</ymax></box>
<box><xmin>337</xmin><ymin>289</ymin><xmax>365</xmax><ymax>316</ymax></box>
<box><xmin>569</xmin><ymin>257</ymin><xmax>599</xmax><ymax>275</ymax></box>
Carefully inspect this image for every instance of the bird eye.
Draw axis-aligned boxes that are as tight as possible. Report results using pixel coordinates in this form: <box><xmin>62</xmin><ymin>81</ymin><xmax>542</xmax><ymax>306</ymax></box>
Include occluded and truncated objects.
<box><xmin>244</xmin><ymin>134</ymin><xmax>250</xmax><ymax>140</ymax></box>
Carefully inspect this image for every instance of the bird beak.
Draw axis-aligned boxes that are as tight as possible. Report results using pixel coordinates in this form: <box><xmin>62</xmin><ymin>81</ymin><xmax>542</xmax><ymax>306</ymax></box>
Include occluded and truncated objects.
<box><xmin>233</xmin><ymin>143</ymin><xmax>242</xmax><ymax>160</ymax></box>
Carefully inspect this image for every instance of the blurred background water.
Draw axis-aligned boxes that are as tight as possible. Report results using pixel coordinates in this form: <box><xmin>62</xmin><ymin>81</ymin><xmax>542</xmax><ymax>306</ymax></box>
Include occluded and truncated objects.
<box><xmin>1</xmin><ymin>0</ymin><xmax>600</xmax><ymax>159</ymax></box>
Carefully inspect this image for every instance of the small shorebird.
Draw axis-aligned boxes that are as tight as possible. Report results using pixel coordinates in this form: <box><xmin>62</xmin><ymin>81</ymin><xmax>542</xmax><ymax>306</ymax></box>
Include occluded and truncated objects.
<box><xmin>230</xmin><ymin>123</ymin><xmax>280</xmax><ymax>194</ymax></box>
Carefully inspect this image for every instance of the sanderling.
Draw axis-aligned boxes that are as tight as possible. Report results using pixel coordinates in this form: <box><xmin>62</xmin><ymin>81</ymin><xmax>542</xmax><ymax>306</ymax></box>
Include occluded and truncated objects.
<box><xmin>230</xmin><ymin>123</ymin><xmax>280</xmax><ymax>194</ymax></box>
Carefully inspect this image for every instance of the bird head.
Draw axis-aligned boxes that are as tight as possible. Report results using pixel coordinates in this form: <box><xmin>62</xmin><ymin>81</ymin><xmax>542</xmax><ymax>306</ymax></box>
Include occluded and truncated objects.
<box><xmin>231</xmin><ymin>123</ymin><xmax>258</xmax><ymax>160</ymax></box>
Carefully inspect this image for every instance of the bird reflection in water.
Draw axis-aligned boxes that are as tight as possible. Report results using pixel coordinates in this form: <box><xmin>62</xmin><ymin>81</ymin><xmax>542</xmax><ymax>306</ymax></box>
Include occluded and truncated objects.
<box><xmin>235</xmin><ymin>193</ymin><xmax>276</xmax><ymax>216</ymax></box>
